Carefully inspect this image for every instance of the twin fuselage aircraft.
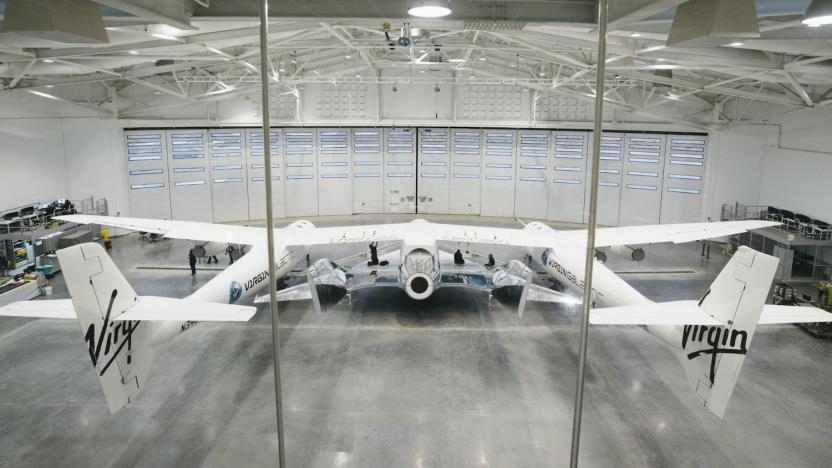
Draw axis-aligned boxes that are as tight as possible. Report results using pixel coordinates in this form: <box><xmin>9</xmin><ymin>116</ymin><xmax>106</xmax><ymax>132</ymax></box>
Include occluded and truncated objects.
<box><xmin>1</xmin><ymin>214</ymin><xmax>830</xmax><ymax>417</ymax></box>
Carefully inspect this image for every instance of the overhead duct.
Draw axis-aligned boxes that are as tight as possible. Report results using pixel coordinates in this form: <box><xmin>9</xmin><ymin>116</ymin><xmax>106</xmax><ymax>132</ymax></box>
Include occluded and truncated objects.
<box><xmin>1</xmin><ymin>0</ymin><xmax>109</xmax><ymax>43</ymax></box>
<box><xmin>666</xmin><ymin>0</ymin><xmax>760</xmax><ymax>48</ymax></box>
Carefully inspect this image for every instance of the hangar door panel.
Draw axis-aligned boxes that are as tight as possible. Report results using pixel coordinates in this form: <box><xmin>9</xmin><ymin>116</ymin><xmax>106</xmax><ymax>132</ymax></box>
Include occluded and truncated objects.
<box><xmin>209</xmin><ymin>129</ymin><xmax>248</xmax><ymax>223</ymax></box>
<box><xmin>318</xmin><ymin>129</ymin><xmax>352</xmax><ymax>216</ymax></box>
<box><xmin>660</xmin><ymin>135</ymin><xmax>707</xmax><ymax>224</ymax></box>
<box><xmin>481</xmin><ymin>130</ymin><xmax>516</xmax><ymax>217</ymax></box>
<box><xmin>352</xmin><ymin>129</ymin><xmax>383</xmax><ymax>214</ymax></box>
<box><xmin>417</xmin><ymin>128</ymin><xmax>450</xmax><ymax>214</ymax></box>
<box><xmin>515</xmin><ymin>130</ymin><xmax>550</xmax><ymax>219</ymax></box>
<box><xmin>384</xmin><ymin>128</ymin><xmax>416</xmax><ymax>213</ymax></box>
<box><xmin>167</xmin><ymin>130</ymin><xmax>211</xmax><ymax>222</ymax></box>
<box><xmin>548</xmin><ymin>132</ymin><xmax>588</xmax><ymax>224</ymax></box>
<box><xmin>125</xmin><ymin>130</ymin><xmax>171</xmax><ymax>219</ymax></box>
<box><xmin>619</xmin><ymin>134</ymin><xmax>666</xmax><ymax>226</ymax></box>
<box><xmin>585</xmin><ymin>133</ymin><xmax>624</xmax><ymax>226</ymax></box>
<box><xmin>450</xmin><ymin>129</ymin><xmax>482</xmax><ymax>215</ymax></box>
<box><xmin>284</xmin><ymin>129</ymin><xmax>318</xmax><ymax>217</ymax></box>
<box><xmin>246</xmin><ymin>129</ymin><xmax>285</xmax><ymax>220</ymax></box>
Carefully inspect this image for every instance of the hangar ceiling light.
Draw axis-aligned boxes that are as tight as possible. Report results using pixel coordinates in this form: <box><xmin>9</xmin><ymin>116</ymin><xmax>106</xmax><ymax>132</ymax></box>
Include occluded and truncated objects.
<box><xmin>802</xmin><ymin>0</ymin><xmax>832</xmax><ymax>26</ymax></box>
<box><xmin>408</xmin><ymin>0</ymin><xmax>452</xmax><ymax>18</ymax></box>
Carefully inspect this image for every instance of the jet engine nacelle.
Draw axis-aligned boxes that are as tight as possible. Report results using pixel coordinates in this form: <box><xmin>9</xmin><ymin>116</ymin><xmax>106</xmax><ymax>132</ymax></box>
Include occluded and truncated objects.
<box><xmin>400</xmin><ymin>248</ymin><xmax>438</xmax><ymax>300</ymax></box>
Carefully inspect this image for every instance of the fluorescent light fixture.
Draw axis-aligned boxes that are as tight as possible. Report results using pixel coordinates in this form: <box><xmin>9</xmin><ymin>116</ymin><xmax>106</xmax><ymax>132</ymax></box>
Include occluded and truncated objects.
<box><xmin>152</xmin><ymin>33</ymin><xmax>180</xmax><ymax>41</ymax></box>
<box><xmin>45</xmin><ymin>85</ymin><xmax>54</xmax><ymax>88</ymax></box>
<box><xmin>28</xmin><ymin>90</ymin><xmax>59</xmax><ymax>100</ymax></box>
<box><xmin>656</xmin><ymin>58</ymin><xmax>667</xmax><ymax>62</ymax></box>
<box><xmin>802</xmin><ymin>0</ymin><xmax>832</xmax><ymax>26</ymax></box>
<box><xmin>479</xmin><ymin>57</ymin><xmax>487</xmax><ymax>61</ymax></box>
<box><xmin>128</xmin><ymin>50</ymin><xmax>139</xmax><ymax>55</ymax></box>
<box><xmin>278</xmin><ymin>67</ymin><xmax>287</xmax><ymax>72</ymax></box>
<box><xmin>667</xmin><ymin>93</ymin><xmax>680</xmax><ymax>100</ymax></box>
<box><xmin>42</xmin><ymin>59</ymin><xmax>54</xmax><ymax>63</ymax></box>
<box><xmin>448</xmin><ymin>58</ymin><xmax>466</xmax><ymax>63</ymax></box>
<box><xmin>408</xmin><ymin>0</ymin><xmax>452</xmax><ymax>18</ymax></box>
<box><xmin>728</xmin><ymin>41</ymin><xmax>744</xmax><ymax>47</ymax></box>
<box><xmin>154</xmin><ymin>91</ymin><xmax>163</xmax><ymax>95</ymax></box>
<box><xmin>345</xmin><ymin>55</ymin><xmax>352</xmax><ymax>59</ymax></box>
<box><xmin>630</xmin><ymin>32</ymin><xmax>643</xmax><ymax>37</ymax></box>
<box><xmin>654</xmin><ymin>64</ymin><xmax>676</xmax><ymax>69</ymax></box>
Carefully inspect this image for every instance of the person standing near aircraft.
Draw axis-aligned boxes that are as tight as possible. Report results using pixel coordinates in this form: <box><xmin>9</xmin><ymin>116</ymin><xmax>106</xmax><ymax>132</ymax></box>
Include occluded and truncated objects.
<box><xmin>188</xmin><ymin>249</ymin><xmax>197</xmax><ymax>276</ymax></box>
<box><xmin>368</xmin><ymin>241</ymin><xmax>379</xmax><ymax>266</ymax></box>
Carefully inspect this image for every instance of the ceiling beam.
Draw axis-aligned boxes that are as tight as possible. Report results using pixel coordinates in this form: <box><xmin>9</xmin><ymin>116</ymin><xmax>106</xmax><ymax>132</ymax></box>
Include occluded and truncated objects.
<box><xmin>35</xmin><ymin>22</ymin><xmax>318</xmax><ymax>60</ymax></box>
<box><xmin>782</xmin><ymin>71</ymin><xmax>814</xmax><ymax>106</ymax></box>
<box><xmin>320</xmin><ymin>23</ymin><xmax>373</xmax><ymax>69</ymax></box>
<box><xmin>613</xmin><ymin>69</ymin><xmax>804</xmax><ymax>107</ymax></box>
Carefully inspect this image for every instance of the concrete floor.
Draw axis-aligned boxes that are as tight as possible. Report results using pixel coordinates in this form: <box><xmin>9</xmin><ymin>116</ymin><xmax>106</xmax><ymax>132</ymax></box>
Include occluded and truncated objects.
<box><xmin>0</xmin><ymin>215</ymin><xmax>830</xmax><ymax>468</ymax></box>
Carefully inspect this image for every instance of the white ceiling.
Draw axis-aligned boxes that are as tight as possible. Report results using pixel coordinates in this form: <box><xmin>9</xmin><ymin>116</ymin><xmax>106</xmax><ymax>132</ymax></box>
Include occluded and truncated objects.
<box><xmin>0</xmin><ymin>0</ymin><xmax>829</xmax><ymax>126</ymax></box>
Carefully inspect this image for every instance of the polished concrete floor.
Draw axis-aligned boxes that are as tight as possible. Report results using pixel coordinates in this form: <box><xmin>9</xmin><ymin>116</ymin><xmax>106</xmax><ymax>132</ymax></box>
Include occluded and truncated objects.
<box><xmin>1</xmin><ymin>215</ymin><xmax>830</xmax><ymax>467</ymax></box>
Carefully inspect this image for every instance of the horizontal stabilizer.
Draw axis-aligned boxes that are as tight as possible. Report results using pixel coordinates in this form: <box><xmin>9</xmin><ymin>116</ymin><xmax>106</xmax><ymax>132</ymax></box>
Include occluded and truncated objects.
<box><xmin>0</xmin><ymin>299</ymin><xmax>76</xmax><ymax>319</ymax></box>
<box><xmin>116</xmin><ymin>296</ymin><xmax>255</xmax><ymax>322</ymax></box>
<box><xmin>590</xmin><ymin>300</ymin><xmax>723</xmax><ymax>325</ymax></box>
<box><xmin>759</xmin><ymin>305</ymin><xmax>832</xmax><ymax>324</ymax></box>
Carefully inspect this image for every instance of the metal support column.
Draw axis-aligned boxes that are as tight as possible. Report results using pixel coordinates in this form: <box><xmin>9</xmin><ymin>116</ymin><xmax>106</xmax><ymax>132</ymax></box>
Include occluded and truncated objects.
<box><xmin>569</xmin><ymin>1</ymin><xmax>608</xmax><ymax>467</ymax></box>
<box><xmin>259</xmin><ymin>0</ymin><xmax>287</xmax><ymax>466</ymax></box>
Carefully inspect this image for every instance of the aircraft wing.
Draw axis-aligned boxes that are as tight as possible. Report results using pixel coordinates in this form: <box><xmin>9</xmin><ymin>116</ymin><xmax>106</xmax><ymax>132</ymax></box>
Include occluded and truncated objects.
<box><xmin>280</xmin><ymin>223</ymin><xmax>406</xmax><ymax>247</ymax></box>
<box><xmin>280</xmin><ymin>221</ymin><xmax>555</xmax><ymax>249</ymax></box>
<box><xmin>559</xmin><ymin>220</ymin><xmax>780</xmax><ymax>248</ymax></box>
<box><xmin>0</xmin><ymin>299</ymin><xmax>77</xmax><ymax>319</ymax></box>
<box><xmin>57</xmin><ymin>215</ymin><xmax>264</xmax><ymax>245</ymax></box>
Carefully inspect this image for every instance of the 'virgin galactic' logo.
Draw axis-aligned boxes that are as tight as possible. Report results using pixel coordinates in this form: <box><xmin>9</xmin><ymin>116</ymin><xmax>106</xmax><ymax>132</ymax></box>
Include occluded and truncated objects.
<box><xmin>682</xmin><ymin>325</ymin><xmax>748</xmax><ymax>383</ymax></box>
<box><xmin>83</xmin><ymin>289</ymin><xmax>140</xmax><ymax>377</ymax></box>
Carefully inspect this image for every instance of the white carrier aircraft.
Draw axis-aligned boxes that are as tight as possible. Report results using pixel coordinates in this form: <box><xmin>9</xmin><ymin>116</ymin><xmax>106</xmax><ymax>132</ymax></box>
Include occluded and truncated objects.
<box><xmin>1</xmin><ymin>214</ymin><xmax>830</xmax><ymax>417</ymax></box>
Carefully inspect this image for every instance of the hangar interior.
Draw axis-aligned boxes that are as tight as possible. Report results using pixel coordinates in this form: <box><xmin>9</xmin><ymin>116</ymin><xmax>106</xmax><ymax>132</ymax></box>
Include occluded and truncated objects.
<box><xmin>1</xmin><ymin>0</ymin><xmax>832</xmax><ymax>467</ymax></box>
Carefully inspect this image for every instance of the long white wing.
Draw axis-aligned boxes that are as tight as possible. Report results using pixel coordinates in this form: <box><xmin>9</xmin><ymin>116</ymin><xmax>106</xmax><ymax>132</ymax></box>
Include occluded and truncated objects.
<box><xmin>759</xmin><ymin>305</ymin><xmax>832</xmax><ymax>324</ymax></box>
<box><xmin>116</xmin><ymin>297</ymin><xmax>255</xmax><ymax>321</ymax></box>
<box><xmin>560</xmin><ymin>220</ymin><xmax>780</xmax><ymax>248</ymax></box>
<box><xmin>280</xmin><ymin>221</ymin><xmax>555</xmax><ymax>249</ymax></box>
<box><xmin>280</xmin><ymin>222</ymin><xmax>406</xmax><ymax>247</ymax></box>
<box><xmin>58</xmin><ymin>215</ymin><xmax>264</xmax><ymax>245</ymax></box>
<box><xmin>0</xmin><ymin>299</ymin><xmax>77</xmax><ymax>319</ymax></box>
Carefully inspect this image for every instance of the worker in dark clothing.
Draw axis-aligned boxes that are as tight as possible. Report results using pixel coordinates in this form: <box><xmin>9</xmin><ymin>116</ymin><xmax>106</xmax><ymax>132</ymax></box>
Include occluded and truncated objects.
<box><xmin>454</xmin><ymin>249</ymin><xmax>465</xmax><ymax>265</ymax></box>
<box><xmin>226</xmin><ymin>245</ymin><xmax>235</xmax><ymax>265</ymax></box>
<box><xmin>188</xmin><ymin>249</ymin><xmax>197</xmax><ymax>276</ymax></box>
<box><xmin>368</xmin><ymin>241</ymin><xmax>379</xmax><ymax>266</ymax></box>
<box><xmin>485</xmin><ymin>254</ymin><xmax>496</xmax><ymax>267</ymax></box>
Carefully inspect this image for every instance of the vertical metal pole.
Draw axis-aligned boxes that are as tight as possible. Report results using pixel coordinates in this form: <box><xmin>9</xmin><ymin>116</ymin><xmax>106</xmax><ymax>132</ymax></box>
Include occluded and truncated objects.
<box><xmin>569</xmin><ymin>1</ymin><xmax>607</xmax><ymax>467</ymax></box>
<box><xmin>258</xmin><ymin>1</ymin><xmax>287</xmax><ymax>466</ymax></box>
